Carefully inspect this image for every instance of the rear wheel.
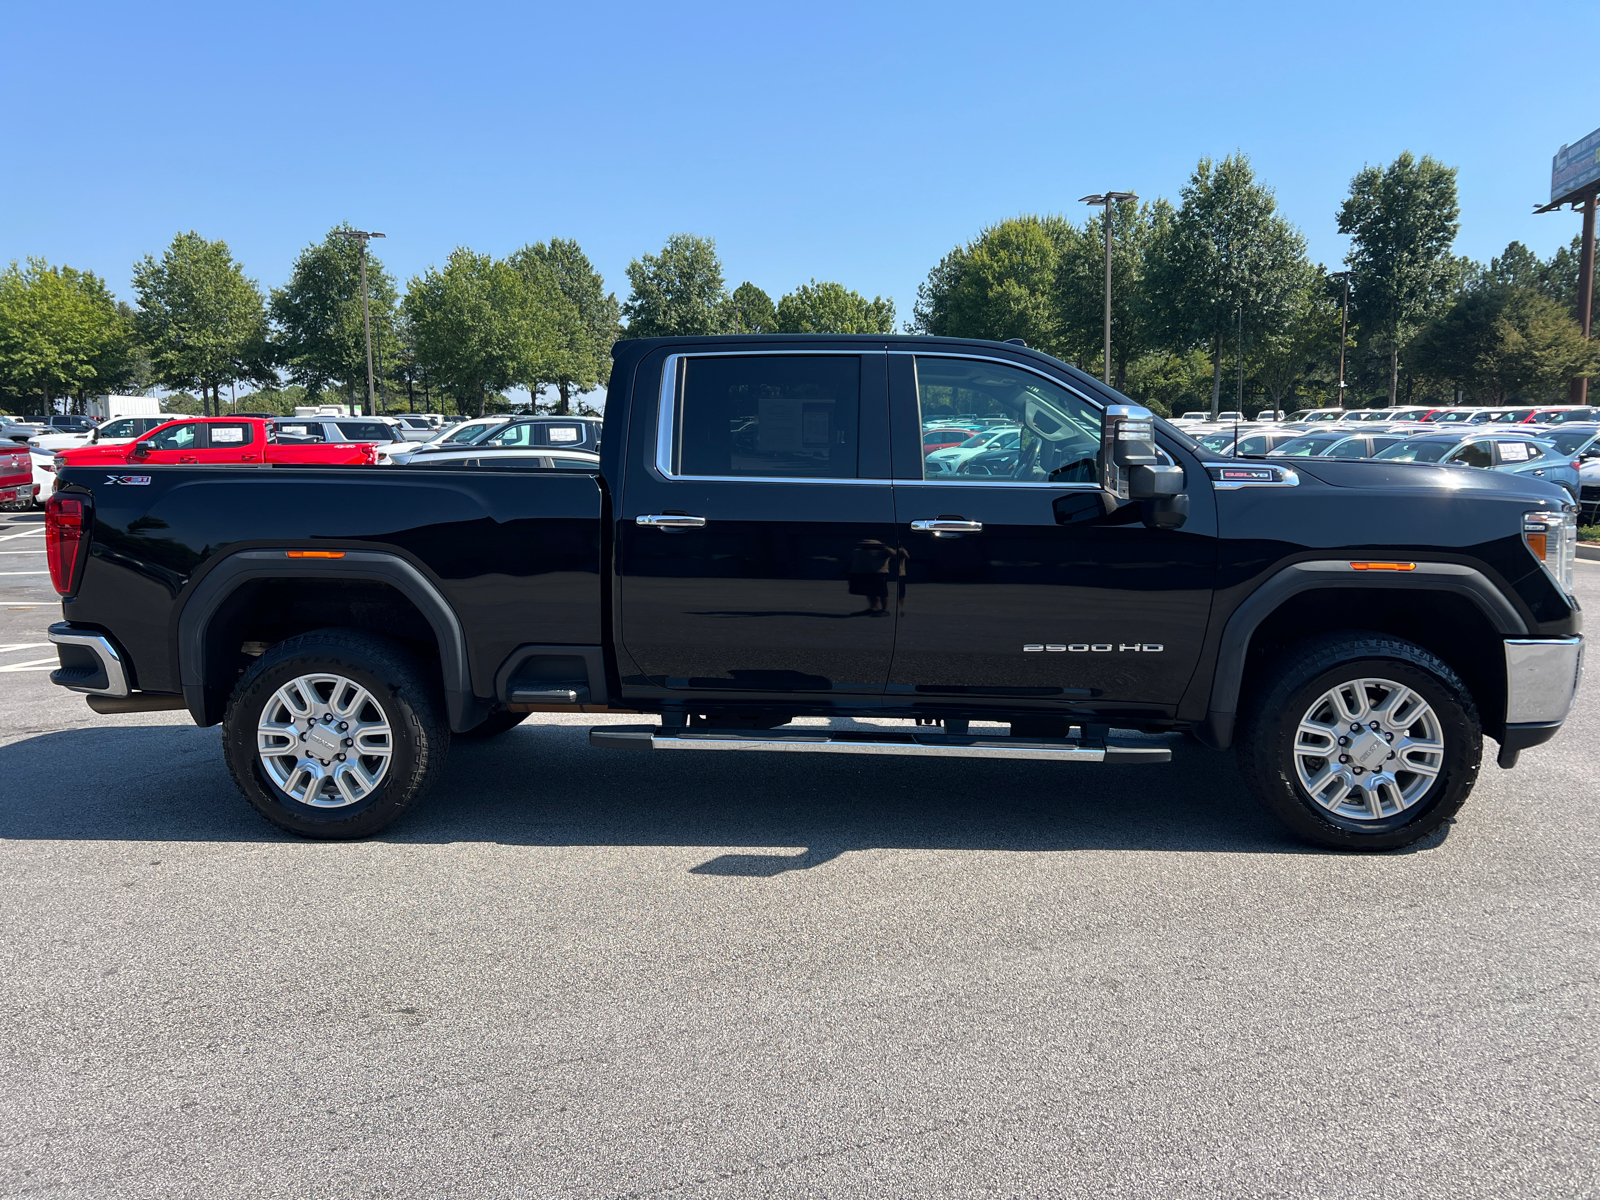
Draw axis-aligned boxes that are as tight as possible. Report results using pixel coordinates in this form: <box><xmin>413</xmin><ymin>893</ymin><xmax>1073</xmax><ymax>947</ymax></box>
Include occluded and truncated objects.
<box><xmin>223</xmin><ymin>630</ymin><xmax>448</xmax><ymax>839</ymax></box>
<box><xmin>1237</xmin><ymin>633</ymin><xmax>1481</xmax><ymax>851</ymax></box>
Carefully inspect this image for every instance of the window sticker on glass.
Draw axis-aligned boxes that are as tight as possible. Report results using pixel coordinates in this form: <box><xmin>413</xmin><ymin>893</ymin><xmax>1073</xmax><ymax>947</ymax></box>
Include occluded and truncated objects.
<box><xmin>1499</xmin><ymin>441</ymin><xmax>1530</xmax><ymax>462</ymax></box>
<box><xmin>212</xmin><ymin>427</ymin><xmax>246</xmax><ymax>444</ymax></box>
<box><xmin>548</xmin><ymin>426</ymin><xmax>579</xmax><ymax>443</ymax></box>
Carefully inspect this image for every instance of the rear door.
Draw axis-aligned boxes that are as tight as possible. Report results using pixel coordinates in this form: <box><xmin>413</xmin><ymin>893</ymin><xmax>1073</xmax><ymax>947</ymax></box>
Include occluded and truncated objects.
<box><xmin>886</xmin><ymin>352</ymin><xmax>1217</xmax><ymax>709</ymax></box>
<box><xmin>192</xmin><ymin>421</ymin><xmax>261</xmax><ymax>463</ymax></box>
<box><xmin>616</xmin><ymin>348</ymin><xmax>897</xmax><ymax>697</ymax></box>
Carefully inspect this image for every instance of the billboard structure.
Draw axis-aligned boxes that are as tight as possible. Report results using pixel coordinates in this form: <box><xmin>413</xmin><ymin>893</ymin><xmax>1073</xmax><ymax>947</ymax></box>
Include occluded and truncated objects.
<box><xmin>1539</xmin><ymin>126</ymin><xmax>1600</xmax><ymax>404</ymax></box>
<box><xmin>1550</xmin><ymin>126</ymin><xmax>1600</xmax><ymax>208</ymax></box>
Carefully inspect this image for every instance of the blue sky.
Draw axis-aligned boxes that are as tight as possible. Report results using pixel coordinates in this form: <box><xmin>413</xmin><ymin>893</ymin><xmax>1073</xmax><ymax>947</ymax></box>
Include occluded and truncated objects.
<box><xmin>5</xmin><ymin>0</ymin><xmax>1596</xmax><ymax>327</ymax></box>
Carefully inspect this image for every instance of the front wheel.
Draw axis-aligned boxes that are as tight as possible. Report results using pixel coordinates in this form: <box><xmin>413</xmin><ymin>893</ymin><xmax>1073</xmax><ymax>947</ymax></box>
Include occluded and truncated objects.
<box><xmin>1236</xmin><ymin>633</ymin><xmax>1482</xmax><ymax>851</ymax></box>
<box><xmin>223</xmin><ymin>629</ymin><xmax>449</xmax><ymax>839</ymax></box>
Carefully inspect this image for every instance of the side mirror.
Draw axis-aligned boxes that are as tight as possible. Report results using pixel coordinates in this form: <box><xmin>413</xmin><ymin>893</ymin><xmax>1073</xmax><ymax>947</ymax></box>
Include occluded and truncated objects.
<box><xmin>1100</xmin><ymin>405</ymin><xmax>1188</xmax><ymax>530</ymax></box>
<box><xmin>130</xmin><ymin>441</ymin><xmax>150</xmax><ymax>459</ymax></box>
<box><xmin>1098</xmin><ymin>405</ymin><xmax>1159</xmax><ymax>499</ymax></box>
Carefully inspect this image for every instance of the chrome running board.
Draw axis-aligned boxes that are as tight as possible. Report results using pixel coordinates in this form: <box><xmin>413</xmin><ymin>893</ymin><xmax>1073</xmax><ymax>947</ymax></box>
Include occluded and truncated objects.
<box><xmin>588</xmin><ymin>726</ymin><xmax>1170</xmax><ymax>764</ymax></box>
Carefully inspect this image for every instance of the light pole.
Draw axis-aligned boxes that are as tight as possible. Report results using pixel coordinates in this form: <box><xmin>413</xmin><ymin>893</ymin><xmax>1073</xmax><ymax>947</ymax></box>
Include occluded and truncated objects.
<box><xmin>1080</xmin><ymin>191</ymin><xmax>1138</xmax><ymax>385</ymax></box>
<box><xmin>1330</xmin><ymin>270</ymin><xmax>1351</xmax><ymax>408</ymax></box>
<box><xmin>332</xmin><ymin>229</ymin><xmax>386</xmax><ymax>415</ymax></box>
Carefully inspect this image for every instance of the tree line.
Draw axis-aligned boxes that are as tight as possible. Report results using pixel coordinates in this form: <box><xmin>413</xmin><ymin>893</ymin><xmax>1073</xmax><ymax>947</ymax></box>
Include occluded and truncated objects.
<box><xmin>913</xmin><ymin>152</ymin><xmax>1597</xmax><ymax>415</ymax></box>
<box><xmin>0</xmin><ymin>150</ymin><xmax>1592</xmax><ymax>419</ymax></box>
<box><xmin>0</xmin><ymin>230</ymin><xmax>893</xmax><ymax>418</ymax></box>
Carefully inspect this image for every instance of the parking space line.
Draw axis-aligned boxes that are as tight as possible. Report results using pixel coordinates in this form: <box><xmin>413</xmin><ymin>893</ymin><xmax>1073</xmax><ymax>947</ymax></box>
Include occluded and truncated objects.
<box><xmin>0</xmin><ymin>571</ymin><xmax>49</xmax><ymax>577</ymax></box>
<box><xmin>0</xmin><ymin>643</ymin><xmax>49</xmax><ymax>653</ymax></box>
<box><xmin>0</xmin><ymin>658</ymin><xmax>56</xmax><ymax>672</ymax></box>
<box><xmin>0</xmin><ymin>529</ymin><xmax>44</xmax><ymax>542</ymax></box>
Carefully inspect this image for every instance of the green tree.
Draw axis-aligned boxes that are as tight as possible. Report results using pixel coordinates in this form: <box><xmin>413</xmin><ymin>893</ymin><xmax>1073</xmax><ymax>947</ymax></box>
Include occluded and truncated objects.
<box><xmin>1252</xmin><ymin>270</ymin><xmax>1344</xmax><ymax>411</ymax></box>
<box><xmin>622</xmin><ymin>234</ymin><xmax>726</xmax><ymax>337</ymax></box>
<box><xmin>722</xmin><ymin>282</ymin><xmax>778</xmax><ymax>333</ymax></box>
<box><xmin>1337</xmin><ymin>152</ymin><xmax>1463</xmax><ymax>406</ymax></box>
<box><xmin>509</xmin><ymin>239</ymin><xmax>619</xmax><ymax>415</ymax></box>
<box><xmin>775</xmin><ymin>280</ymin><xmax>895</xmax><ymax>334</ymax></box>
<box><xmin>0</xmin><ymin>259</ymin><xmax>140</xmax><ymax>414</ymax></box>
<box><xmin>1411</xmin><ymin>286</ymin><xmax>1598</xmax><ymax>403</ymax></box>
<box><xmin>1148</xmin><ymin>154</ymin><xmax>1310</xmax><ymax>417</ymax></box>
<box><xmin>132</xmin><ymin>232</ymin><xmax>273</xmax><ymax>416</ymax></box>
<box><xmin>405</xmin><ymin>249</ymin><xmax>553</xmax><ymax>417</ymax></box>
<box><xmin>912</xmin><ymin>217</ymin><xmax>1068</xmax><ymax>352</ymax></box>
<box><xmin>270</xmin><ymin>226</ymin><xmax>399</xmax><ymax>409</ymax></box>
<box><xmin>909</xmin><ymin>245</ymin><xmax>969</xmax><ymax>335</ymax></box>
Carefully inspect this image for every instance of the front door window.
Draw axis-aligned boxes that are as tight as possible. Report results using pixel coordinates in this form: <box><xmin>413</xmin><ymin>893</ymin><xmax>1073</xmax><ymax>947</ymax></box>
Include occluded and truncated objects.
<box><xmin>913</xmin><ymin>357</ymin><xmax>1099</xmax><ymax>483</ymax></box>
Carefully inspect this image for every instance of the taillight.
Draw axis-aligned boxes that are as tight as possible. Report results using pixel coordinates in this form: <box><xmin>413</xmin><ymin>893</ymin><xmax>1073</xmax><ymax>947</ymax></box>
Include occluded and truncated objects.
<box><xmin>45</xmin><ymin>492</ymin><xmax>89</xmax><ymax>596</ymax></box>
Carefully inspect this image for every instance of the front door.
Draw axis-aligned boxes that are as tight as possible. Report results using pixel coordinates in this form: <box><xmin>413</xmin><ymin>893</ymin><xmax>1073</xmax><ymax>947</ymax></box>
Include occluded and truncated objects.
<box><xmin>887</xmin><ymin>353</ymin><xmax>1217</xmax><ymax>712</ymax></box>
<box><xmin>617</xmin><ymin>349</ymin><xmax>897</xmax><ymax>698</ymax></box>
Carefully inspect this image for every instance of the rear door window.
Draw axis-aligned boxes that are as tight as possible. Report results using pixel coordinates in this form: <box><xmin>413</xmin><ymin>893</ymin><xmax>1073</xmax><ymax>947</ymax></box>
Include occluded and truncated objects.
<box><xmin>204</xmin><ymin>422</ymin><xmax>255</xmax><ymax>448</ymax></box>
<box><xmin>671</xmin><ymin>355</ymin><xmax>861</xmax><ymax>479</ymax></box>
<box><xmin>542</xmin><ymin>424</ymin><xmax>585</xmax><ymax>446</ymax></box>
<box><xmin>1450</xmin><ymin>442</ymin><xmax>1494</xmax><ymax>468</ymax></box>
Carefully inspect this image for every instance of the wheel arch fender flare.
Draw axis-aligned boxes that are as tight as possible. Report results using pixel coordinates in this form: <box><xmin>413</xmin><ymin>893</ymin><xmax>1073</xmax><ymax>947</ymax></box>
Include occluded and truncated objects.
<box><xmin>176</xmin><ymin>548</ymin><xmax>487</xmax><ymax>733</ymax></box>
<box><xmin>1198</xmin><ymin>560</ymin><xmax>1527</xmax><ymax>749</ymax></box>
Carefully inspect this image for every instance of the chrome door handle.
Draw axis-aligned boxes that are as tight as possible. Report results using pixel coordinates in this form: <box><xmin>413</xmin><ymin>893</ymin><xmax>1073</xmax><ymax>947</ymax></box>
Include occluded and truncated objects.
<box><xmin>910</xmin><ymin>518</ymin><xmax>983</xmax><ymax>533</ymax></box>
<box><xmin>636</xmin><ymin>514</ymin><xmax>707</xmax><ymax>528</ymax></box>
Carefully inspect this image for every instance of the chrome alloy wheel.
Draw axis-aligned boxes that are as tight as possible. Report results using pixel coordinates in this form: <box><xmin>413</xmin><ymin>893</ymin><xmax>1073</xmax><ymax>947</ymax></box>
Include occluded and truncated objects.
<box><xmin>1292</xmin><ymin>677</ymin><xmax>1445</xmax><ymax>822</ymax></box>
<box><xmin>256</xmin><ymin>673</ymin><xmax>394</xmax><ymax>808</ymax></box>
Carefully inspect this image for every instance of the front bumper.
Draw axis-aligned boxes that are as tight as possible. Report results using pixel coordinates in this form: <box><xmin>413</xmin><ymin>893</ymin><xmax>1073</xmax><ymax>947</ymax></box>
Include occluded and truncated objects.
<box><xmin>1498</xmin><ymin>636</ymin><xmax>1584</xmax><ymax>767</ymax></box>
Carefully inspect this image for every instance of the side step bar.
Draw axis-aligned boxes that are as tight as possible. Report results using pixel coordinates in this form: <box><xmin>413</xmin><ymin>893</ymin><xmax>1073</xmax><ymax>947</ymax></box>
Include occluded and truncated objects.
<box><xmin>589</xmin><ymin>725</ymin><xmax>1170</xmax><ymax>764</ymax></box>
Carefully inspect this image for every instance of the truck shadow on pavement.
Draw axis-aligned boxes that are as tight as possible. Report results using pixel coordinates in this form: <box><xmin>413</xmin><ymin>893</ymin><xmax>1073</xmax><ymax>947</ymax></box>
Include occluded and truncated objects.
<box><xmin>0</xmin><ymin>720</ymin><xmax>1449</xmax><ymax>859</ymax></box>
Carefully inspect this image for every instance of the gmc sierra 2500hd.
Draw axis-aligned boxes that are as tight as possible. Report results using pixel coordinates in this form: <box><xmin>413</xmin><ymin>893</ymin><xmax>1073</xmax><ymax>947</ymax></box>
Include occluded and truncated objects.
<box><xmin>44</xmin><ymin>335</ymin><xmax>1584</xmax><ymax>850</ymax></box>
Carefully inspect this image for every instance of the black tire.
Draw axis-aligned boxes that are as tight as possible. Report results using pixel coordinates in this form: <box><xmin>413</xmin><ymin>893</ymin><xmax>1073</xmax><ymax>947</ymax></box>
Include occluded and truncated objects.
<box><xmin>223</xmin><ymin>629</ymin><xmax>449</xmax><ymax>839</ymax></box>
<box><xmin>1236</xmin><ymin>631</ymin><xmax>1481</xmax><ymax>851</ymax></box>
<box><xmin>454</xmin><ymin>710</ymin><xmax>530</xmax><ymax>740</ymax></box>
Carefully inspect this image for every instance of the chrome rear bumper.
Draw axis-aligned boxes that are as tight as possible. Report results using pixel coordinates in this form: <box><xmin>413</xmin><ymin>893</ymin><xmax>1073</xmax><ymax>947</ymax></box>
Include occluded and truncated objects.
<box><xmin>47</xmin><ymin>623</ymin><xmax>130</xmax><ymax>697</ymax></box>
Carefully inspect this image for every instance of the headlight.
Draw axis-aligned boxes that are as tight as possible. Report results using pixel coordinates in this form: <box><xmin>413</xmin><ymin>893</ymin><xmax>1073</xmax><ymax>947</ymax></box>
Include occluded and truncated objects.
<box><xmin>1524</xmin><ymin>509</ymin><xmax>1576</xmax><ymax>594</ymax></box>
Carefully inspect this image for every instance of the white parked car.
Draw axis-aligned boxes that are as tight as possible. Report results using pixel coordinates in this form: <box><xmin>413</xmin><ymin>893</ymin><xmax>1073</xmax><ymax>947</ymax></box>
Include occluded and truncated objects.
<box><xmin>924</xmin><ymin>426</ymin><xmax>1022</xmax><ymax>474</ymax></box>
<box><xmin>31</xmin><ymin>414</ymin><xmax>180</xmax><ymax>452</ymax></box>
<box><xmin>384</xmin><ymin>416</ymin><xmax>516</xmax><ymax>463</ymax></box>
<box><xmin>28</xmin><ymin>447</ymin><xmax>57</xmax><ymax>506</ymax></box>
<box><xmin>399</xmin><ymin>448</ymin><xmax>601</xmax><ymax>471</ymax></box>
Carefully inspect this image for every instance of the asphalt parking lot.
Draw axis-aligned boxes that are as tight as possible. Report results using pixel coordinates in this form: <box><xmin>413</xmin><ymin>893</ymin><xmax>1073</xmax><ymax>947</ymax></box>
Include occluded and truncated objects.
<box><xmin>0</xmin><ymin>506</ymin><xmax>1596</xmax><ymax>1199</ymax></box>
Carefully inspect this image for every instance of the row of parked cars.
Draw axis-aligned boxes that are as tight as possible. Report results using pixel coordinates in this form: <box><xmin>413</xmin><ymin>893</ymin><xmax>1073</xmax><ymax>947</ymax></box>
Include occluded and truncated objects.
<box><xmin>1175</xmin><ymin>405</ymin><xmax>1600</xmax><ymax>518</ymax></box>
<box><xmin>0</xmin><ymin>410</ymin><xmax>604</xmax><ymax>509</ymax></box>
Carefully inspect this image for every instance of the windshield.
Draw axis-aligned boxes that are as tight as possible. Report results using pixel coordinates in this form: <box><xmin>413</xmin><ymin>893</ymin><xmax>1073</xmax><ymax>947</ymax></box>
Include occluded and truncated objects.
<box><xmin>1433</xmin><ymin>411</ymin><xmax>1475</xmax><ymax>422</ymax></box>
<box><xmin>1374</xmin><ymin>439</ymin><xmax>1454</xmax><ymax>463</ymax></box>
<box><xmin>1270</xmin><ymin>435</ymin><xmax>1339</xmax><ymax>457</ymax></box>
<box><xmin>1544</xmin><ymin>429</ymin><xmax>1596</xmax><ymax>455</ymax></box>
<box><xmin>441</xmin><ymin>421</ymin><xmax>499</xmax><ymax>444</ymax></box>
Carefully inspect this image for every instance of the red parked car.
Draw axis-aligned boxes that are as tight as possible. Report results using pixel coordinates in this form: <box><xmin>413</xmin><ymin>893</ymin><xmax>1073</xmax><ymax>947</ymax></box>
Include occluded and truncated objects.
<box><xmin>56</xmin><ymin>417</ymin><xmax>379</xmax><ymax>470</ymax></box>
<box><xmin>0</xmin><ymin>442</ymin><xmax>30</xmax><ymax>505</ymax></box>
<box><xmin>922</xmin><ymin>427</ymin><xmax>982</xmax><ymax>455</ymax></box>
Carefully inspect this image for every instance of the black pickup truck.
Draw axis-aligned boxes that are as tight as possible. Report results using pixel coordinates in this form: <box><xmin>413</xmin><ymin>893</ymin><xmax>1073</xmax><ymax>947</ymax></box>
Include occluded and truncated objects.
<box><xmin>44</xmin><ymin>335</ymin><xmax>1584</xmax><ymax>850</ymax></box>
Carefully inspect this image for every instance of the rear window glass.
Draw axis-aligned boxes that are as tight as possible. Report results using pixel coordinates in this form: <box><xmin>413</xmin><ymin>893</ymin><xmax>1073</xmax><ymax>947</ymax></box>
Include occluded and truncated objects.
<box><xmin>672</xmin><ymin>355</ymin><xmax>861</xmax><ymax>479</ymax></box>
<box><xmin>336</xmin><ymin>422</ymin><xmax>395</xmax><ymax>442</ymax></box>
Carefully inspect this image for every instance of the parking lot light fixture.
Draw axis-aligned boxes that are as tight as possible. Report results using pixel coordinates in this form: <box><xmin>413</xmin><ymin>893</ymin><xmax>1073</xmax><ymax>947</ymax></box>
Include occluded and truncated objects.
<box><xmin>1081</xmin><ymin>192</ymin><xmax>1138</xmax><ymax>385</ymax></box>
<box><xmin>332</xmin><ymin>230</ymin><xmax>387</xmax><ymax>415</ymax></box>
